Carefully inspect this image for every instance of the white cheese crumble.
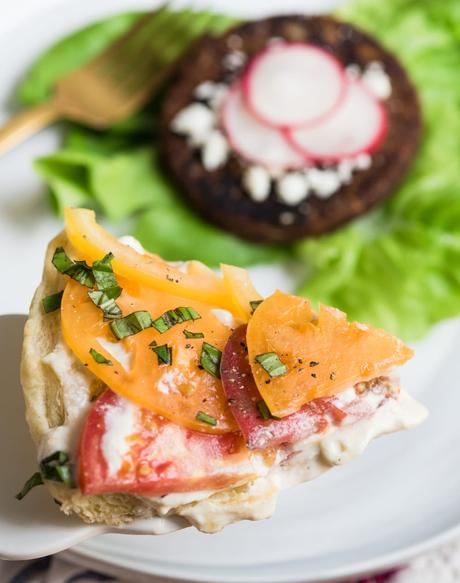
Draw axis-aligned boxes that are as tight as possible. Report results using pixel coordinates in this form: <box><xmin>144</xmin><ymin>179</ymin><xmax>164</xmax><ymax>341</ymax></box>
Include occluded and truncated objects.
<box><xmin>276</xmin><ymin>172</ymin><xmax>310</xmax><ymax>206</ymax></box>
<box><xmin>354</xmin><ymin>152</ymin><xmax>372</xmax><ymax>170</ymax></box>
<box><xmin>171</xmin><ymin>103</ymin><xmax>216</xmax><ymax>146</ymax></box>
<box><xmin>226</xmin><ymin>34</ymin><xmax>243</xmax><ymax>51</ymax></box>
<box><xmin>194</xmin><ymin>81</ymin><xmax>228</xmax><ymax>110</ymax></box>
<box><xmin>242</xmin><ymin>166</ymin><xmax>271</xmax><ymax>202</ymax></box>
<box><xmin>361</xmin><ymin>61</ymin><xmax>392</xmax><ymax>100</ymax></box>
<box><xmin>279</xmin><ymin>211</ymin><xmax>295</xmax><ymax>225</ymax></box>
<box><xmin>345</xmin><ymin>63</ymin><xmax>361</xmax><ymax>80</ymax></box>
<box><xmin>222</xmin><ymin>50</ymin><xmax>247</xmax><ymax>71</ymax></box>
<box><xmin>307</xmin><ymin>167</ymin><xmax>342</xmax><ymax>199</ymax></box>
<box><xmin>337</xmin><ymin>159</ymin><xmax>354</xmax><ymax>183</ymax></box>
<box><xmin>201</xmin><ymin>129</ymin><xmax>229</xmax><ymax>171</ymax></box>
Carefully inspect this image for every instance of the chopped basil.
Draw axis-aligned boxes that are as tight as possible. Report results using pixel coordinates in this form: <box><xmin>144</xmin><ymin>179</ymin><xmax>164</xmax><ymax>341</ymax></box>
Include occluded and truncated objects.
<box><xmin>42</xmin><ymin>290</ymin><xmax>63</xmax><ymax>313</ymax></box>
<box><xmin>88</xmin><ymin>288</ymin><xmax>122</xmax><ymax>320</ymax></box>
<box><xmin>65</xmin><ymin>261</ymin><xmax>96</xmax><ymax>287</ymax></box>
<box><xmin>89</xmin><ymin>348</ymin><xmax>112</xmax><ymax>365</ymax></box>
<box><xmin>51</xmin><ymin>247</ymin><xmax>73</xmax><ymax>272</ymax></box>
<box><xmin>15</xmin><ymin>471</ymin><xmax>43</xmax><ymax>500</ymax></box>
<box><xmin>200</xmin><ymin>342</ymin><xmax>222</xmax><ymax>378</ymax></box>
<box><xmin>255</xmin><ymin>352</ymin><xmax>288</xmax><ymax>378</ymax></box>
<box><xmin>150</xmin><ymin>342</ymin><xmax>172</xmax><ymax>366</ymax></box>
<box><xmin>183</xmin><ymin>329</ymin><xmax>204</xmax><ymax>339</ymax></box>
<box><xmin>52</xmin><ymin>249</ymin><xmax>123</xmax><ymax>308</ymax></box>
<box><xmin>152</xmin><ymin>307</ymin><xmax>201</xmax><ymax>334</ymax></box>
<box><xmin>40</xmin><ymin>451</ymin><xmax>75</xmax><ymax>488</ymax></box>
<box><xmin>196</xmin><ymin>411</ymin><xmax>217</xmax><ymax>426</ymax></box>
<box><xmin>92</xmin><ymin>252</ymin><xmax>118</xmax><ymax>291</ymax></box>
<box><xmin>256</xmin><ymin>400</ymin><xmax>271</xmax><ymax>420</ymax></box>
<box><xmin>52</xmin><ymin>247</ymin><xmax>95</xmax><ymax>287</ymax></box>
<box><xmin>16</xmin><ymin>451</ymin><xmax>74</xmax><ymax>500</ymax></box>
<box><xmin>250</xmin><ymin>300</ymin><xmax>263</xmax><ymax>314</ymax></box>
<box><xmin>110</xmin><ymin>310</ymin><xmax>152</xmax><ymax>340</ymax></box>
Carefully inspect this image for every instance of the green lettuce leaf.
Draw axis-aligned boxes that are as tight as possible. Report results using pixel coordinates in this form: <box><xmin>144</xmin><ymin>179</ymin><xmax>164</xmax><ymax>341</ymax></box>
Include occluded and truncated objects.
<box><xmin>296</xmin><ymin>0</ymin><xmax>460</xmax><ymax>340</ymax></box>
<box><xmin>134</xmin><ymin>205</ymin><xmax>286</xmax><ymax>267</ymax></box>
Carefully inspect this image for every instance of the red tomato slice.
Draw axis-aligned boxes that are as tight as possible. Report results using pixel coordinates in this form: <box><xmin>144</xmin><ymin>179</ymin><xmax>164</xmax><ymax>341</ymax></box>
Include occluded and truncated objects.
<box><xmin>78</xmin><ymin>389</ymin><xmax>271</xmax><ymax>496</ymax></box>
<box><xmin>221</xmin><ymin>325</ymin><xmax>395</xmax><ymax>450</ymax></box>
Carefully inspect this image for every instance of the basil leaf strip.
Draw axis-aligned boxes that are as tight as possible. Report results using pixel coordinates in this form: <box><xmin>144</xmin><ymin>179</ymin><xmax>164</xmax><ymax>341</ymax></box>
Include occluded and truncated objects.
<box><xmin>88</xmin><ymin>288</ymin><xmax>122</xmax><ymax>320</ymax></box>
<box><xmin>89</xmin><ymin>348</ymin><xmax>112</xmax><ymax>365</ymax></box>
<box><xmin>42</xmin><ymin>290</ymin><xmax>64</xmax><ymax>313</ymax></box>
<box><xmin>15</xmin><ymin>471</ymin><xmax>44</xmax><ymax>500</ymax></box>
<box><xmin>52</xmin><ymin>247</ymin><xmax>95</xmax><ymax>288</ymax></box>
<box><xmin>149</xmin><ymin>342</ymin><xmax>172</xmax><ymax>366</ymax></box>
<box><xmin>196</xmin><ymin>411</ymin><xmax>217</xmax><ymax>426</ymax></box>
<box><xmin>255</xmin><ymin>352</ymin><xmax>288</xmax><ymax>378</ymax></box>
<box><xmin>183</xmin><ymin>329</ymin><xmax>204</xmax><ymax>339</ymax></box>
<box><xmin>65</xmin><ymin>261</ymin><xmax>96</xmax><ymax>287</ymax></box>
<box><xmin>111</xmin><ymin>311</ymin><xmax>152</xmax><ymax>340</ymax></box>
<box><xmin>92</xmin><ymin>252</ymin><xmax>118</xmax><ymax>291</ymax></box>
<box><xmin>250</xmin><ymin>300</ymin><xmax>263</xmax><ymax>314</ymax></box>
<box><xmin>200</xmin><ymin>342</ymin><xmax>222</xmax><ymax>378</ymax></box>
<box><xmin>256</xmin><ymin>400</ymin><xmax>271</xmax><ymax>420</ymax></box>
<box><xmin>39</xmin><ymin>451</ymin><xmax>75</xmax><ymax>488</ymax></box>
<box><xmin>51</xmin><ymin>247</ymin><xmax>73</xmax><ymax>272</ymax></box>
<box><xmin>152</xmin><ymin>306</ymin><xmax>201</xmax><ymax>334</ymax></box>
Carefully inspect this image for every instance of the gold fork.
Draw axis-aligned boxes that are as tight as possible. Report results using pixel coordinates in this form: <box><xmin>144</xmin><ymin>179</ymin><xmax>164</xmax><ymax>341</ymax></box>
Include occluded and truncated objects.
<box><xmin>0</xmin><ymin>6</ymin><xmax>213</xmax><ymax>156</ymax></box>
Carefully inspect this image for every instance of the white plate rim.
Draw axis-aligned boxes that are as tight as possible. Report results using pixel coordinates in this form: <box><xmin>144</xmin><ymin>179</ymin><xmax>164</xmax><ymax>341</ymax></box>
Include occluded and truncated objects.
<box><xmin>65</xmin><ymin>523</ymin><xmax>460</xmax><ymax>583</ymax></box>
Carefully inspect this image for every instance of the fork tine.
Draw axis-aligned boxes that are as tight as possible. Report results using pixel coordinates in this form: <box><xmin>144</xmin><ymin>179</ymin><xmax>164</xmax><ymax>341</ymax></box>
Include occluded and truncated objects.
<box><xmin>88</xmin><ymin>5</ymin><xmax>170</xmax><ymax>75</ymax></box>
<box><xmin>110</xmin><ymin>8</ymin><xmax>199</xmax><ymax>93</ymax></box>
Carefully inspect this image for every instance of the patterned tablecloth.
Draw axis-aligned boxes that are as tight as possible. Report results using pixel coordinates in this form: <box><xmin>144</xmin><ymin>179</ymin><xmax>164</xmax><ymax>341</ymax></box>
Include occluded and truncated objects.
<box><xmin>2</xmin><ymin>541</ymin><xmax>460</xmax><ymax>583</ymax></box>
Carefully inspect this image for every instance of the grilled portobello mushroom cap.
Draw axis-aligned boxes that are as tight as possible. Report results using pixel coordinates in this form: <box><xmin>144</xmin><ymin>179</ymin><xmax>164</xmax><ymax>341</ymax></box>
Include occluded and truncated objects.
<box><xmin>160</xmin><ymin>15</ymin><xmax>422</xmax><ymax>244</ymax></box>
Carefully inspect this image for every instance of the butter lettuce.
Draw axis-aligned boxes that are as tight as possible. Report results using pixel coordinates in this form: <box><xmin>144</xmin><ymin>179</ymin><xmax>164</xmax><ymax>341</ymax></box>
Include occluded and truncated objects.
<box><xmin>296</xmin><ymin>0</ymin><xmax>460</xmax><ymax>340</ymax></box>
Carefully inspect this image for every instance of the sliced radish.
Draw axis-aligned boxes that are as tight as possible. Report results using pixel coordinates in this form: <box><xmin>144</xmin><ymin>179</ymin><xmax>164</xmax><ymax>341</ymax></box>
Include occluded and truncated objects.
<box><xmin>242</xmin><ymin>43</ymin><xmax>346</xmax><ymax>129</ymax></box>
<box><xmin>286</xmin><ymin>81</ymin><xmax>387</xmax><ymax>162</ymax></box>
<box><xmin>221</xmin><ymin>83</ymin><xmax>304</xmax><ymax>170</ymax></box>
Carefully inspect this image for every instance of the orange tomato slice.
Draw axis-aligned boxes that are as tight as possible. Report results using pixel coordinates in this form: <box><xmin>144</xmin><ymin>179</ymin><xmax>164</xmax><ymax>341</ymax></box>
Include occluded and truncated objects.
<box><xmin>221</xmin><ymin>264</ymin><xmax>262</xmax><ymax>322</ymax></box>
<box><xmin>246</xmin><ymin>290</ymin><xmax>413</xmax><ymax>417</ymax></box>
<box><xmin>64</xmin><ymin>208</ymin><xmax>231</xmax><ymax>310</ymax></box>
<box><xmin>61</xmin><ymin>277</ymin><xmax>238</xmax><ymax>433</ymax></box>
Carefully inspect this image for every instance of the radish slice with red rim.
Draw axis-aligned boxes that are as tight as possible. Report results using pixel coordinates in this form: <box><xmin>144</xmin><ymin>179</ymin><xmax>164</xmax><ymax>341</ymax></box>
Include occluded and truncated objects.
<box><xmin>286</xmin><ymin>81</ymin><xmax>387</xmax><ymax>163</ymax></box>
<box><xmin>242</xmin><ymin>42</ymin><xmax>346</xmax><ymax>129</ymax></box>
<box><xmin>221</xmin><ymin>82</ymin><xmax>304</xmax><ymax>170</ymax></box>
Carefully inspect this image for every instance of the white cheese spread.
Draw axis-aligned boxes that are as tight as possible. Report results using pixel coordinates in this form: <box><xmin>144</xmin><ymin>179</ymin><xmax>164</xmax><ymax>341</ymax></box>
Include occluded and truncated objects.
<box><xmin>102</xmin><ymin>398</ymin><xmax>138</xmax><ymax>476</ymax></box>
<box><xmin>39</xmin><ymin>328</ymin><xmax>427</xmax><ymax>533</ymax></box>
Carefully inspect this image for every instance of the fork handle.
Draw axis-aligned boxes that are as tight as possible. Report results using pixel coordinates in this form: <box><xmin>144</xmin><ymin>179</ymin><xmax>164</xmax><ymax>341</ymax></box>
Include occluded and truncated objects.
<box><xmin>0</xmin><ymin>101</ymin><xmax>61</xmax><ymax>157</ymax></box>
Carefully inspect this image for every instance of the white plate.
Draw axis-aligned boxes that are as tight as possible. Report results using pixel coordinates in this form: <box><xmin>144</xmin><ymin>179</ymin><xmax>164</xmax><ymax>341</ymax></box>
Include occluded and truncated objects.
<box><xmin>1</xmin><ymin>0</ymin><xmax>458</xmax><ymax>581</ymax></box>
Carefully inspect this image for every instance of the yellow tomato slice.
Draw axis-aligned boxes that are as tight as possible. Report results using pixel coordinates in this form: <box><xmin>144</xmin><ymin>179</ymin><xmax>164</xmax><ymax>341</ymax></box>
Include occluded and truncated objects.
<box><xmin>61</xmin><ymin>278</ymin><xmax>238</xmax><ymax>433</ymax></box>
<box><xmin>64</xmin><ymin>208</ymin><xmax>232</xmax><ymax>310</ymax></box>
<box><xmin>221</xmin><ymin>264</ymin><xmax>262</xmax><ymax>322</ymax></box>
<box><xmin>247</xmin><ymin>290</ymin><xmax>413</xmax><ymax>418</ymax></box>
